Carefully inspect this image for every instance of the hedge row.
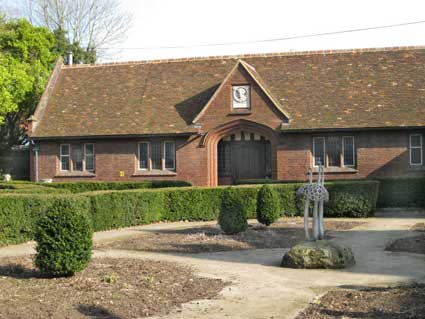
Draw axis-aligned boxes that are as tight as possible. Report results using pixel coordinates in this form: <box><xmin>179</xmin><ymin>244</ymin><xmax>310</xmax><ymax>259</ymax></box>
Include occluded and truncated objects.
<box><xmin>0</xmin><ymin>194</ymin><xmax>90</xmax><ymax>245</ymax></box>
<box><xmin>0</xmin><ymin>182</ymin><xmax>70</xmax><ymax>194</ymax></box>
<box><xmin>0</xmin><ymin>180</ymin><xmax>379</xmax><ymax>245</ymax></box>
<box><xmin>38</xmin><ymin>180</ymin><xmax>192</xmax><ymax>193</ymax></box>
<box><xmin>376</xmin><ymin>177</ymin><xmax>425</xmax><ymax>208</ymax></box>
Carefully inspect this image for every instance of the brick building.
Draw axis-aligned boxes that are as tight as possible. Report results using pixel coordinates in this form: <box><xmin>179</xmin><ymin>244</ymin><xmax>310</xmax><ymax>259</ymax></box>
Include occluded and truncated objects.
<box><xmin>29</xmin><ymin>46</ymin><xmax>425</xmax><ymax>186</ymax></box>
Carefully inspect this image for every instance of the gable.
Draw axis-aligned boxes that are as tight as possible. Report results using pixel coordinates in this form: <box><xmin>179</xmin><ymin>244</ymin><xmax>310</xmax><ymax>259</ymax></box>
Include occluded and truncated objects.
<box><xmin>193</xmin><ymin>60</ymin><xmax>290</xmax><ymax>131</ymax></box>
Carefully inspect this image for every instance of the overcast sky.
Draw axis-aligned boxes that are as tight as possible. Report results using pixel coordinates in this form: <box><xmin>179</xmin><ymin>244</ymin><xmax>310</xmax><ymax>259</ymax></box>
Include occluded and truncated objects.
<box><xmin>3</xmin><ymin>0</ymin><xmax>425</xmax><ymax>62</ymax></box>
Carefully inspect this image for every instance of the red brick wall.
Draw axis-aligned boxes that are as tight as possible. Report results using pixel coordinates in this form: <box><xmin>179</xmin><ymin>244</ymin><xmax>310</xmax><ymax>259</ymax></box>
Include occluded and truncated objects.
<box><xmin>32</xmin><ymin>136</ymin><xmax>208</xmax><ymax>185</ymax></box>
<box><xmin>277</xmin><ymin>130</ymin><xmax>425</xmax><ymax>181</ymax></box>
<box><xmin>32</xmin><ymin>129</ymin><xmax>425</xmax><ymax>185</ymax></box>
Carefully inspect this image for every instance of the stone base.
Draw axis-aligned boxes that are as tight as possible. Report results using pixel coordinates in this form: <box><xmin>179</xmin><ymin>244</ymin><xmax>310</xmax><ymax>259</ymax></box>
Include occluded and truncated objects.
<box><xmin>281</xmin><ymin>240</ymin><xmax>355</xmax><ymax>269</ymax></box>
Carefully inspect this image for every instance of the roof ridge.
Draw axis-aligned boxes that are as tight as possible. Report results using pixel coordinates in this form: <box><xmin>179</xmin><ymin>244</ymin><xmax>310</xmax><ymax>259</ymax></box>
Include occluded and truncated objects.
<box><xmin>62</xmin><ymin>45</ymin><xmax>425</xmax><ymax>69</ymax></box>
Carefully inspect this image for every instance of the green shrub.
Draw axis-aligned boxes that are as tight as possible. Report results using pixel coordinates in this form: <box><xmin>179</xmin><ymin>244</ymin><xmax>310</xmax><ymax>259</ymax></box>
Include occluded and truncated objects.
<box><xmin>298</xmin><ymin>180</ymin><xmax>378</xmax><ymax>218</ymax></box>
<box><xmin>0</xmin><ymin>182</ymin><xmax>70</xmax><ymax>194</ymax></box>
<box><xmin>218</xmin><ymin>188</ymin><xmax>248</xmax><ymax>234</ymax></box>
<box><xmin>34</xmin><ymin>198</ymin><xmax>93</xmax><ymax>277</ymax></box>
<box><xmin>40</xmin><ymin>180</ymin><xmax>191</xmax><ymax>193</ymax></box>
<box><xmin>376</xmin><ymin>177</ymin><xmax>425</xmax><ymax>208</ymax></box>
<box><xmin>256</xmin><ymin>185</ymin><xmax>281</xmax><ymax>225</ymax></box>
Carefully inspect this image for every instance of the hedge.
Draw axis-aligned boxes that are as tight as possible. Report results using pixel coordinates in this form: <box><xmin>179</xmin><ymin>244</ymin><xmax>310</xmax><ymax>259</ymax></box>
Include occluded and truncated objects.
<box><xmin>0</xmin><ymin>182</ymin><xmax>70</xmax><ymax>194</ymax></box>
<box><xmin>0</xmin><ymin>194</ymin><xmax>90</xmax><ymax>245</ymax></box>
<box><xmin>38</xmin><ymin>180</ymin><xmax>191</xmax><ymax>193</ymax></box>
<box><xmin>376</xmin><ymin>177</ymin><xmax>425</xmax><ymax>208</ymax></box>
<box><xmin>0</xmin><ymin>180</ymin><xmax>379</xmax><ymax>246</ymax></box>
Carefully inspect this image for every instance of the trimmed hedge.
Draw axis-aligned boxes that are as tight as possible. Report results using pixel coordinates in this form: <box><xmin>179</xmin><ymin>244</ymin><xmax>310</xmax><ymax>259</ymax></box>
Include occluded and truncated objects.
<box><xmin>0</xmin><ymin>180</ymin><xmax>380</xmax><ymax>245</ymax></box>
<box><xmin>256</xmin><ymin>185</ymin><xmax>280</xmax><ymax>225</ymax></box>
<box><xmin>0</xmin><ymin>182</ymin><xmax>70</xmax><ymax>194</ymax></box>
<box><xmin>39</xmin><ymin>180</ymin><xmax>191</xmax><ymax>193</ymax></box>
<box><xmin>0</xmin><ymin>194</ymin><xmax>90</xmax><ymax>245</ymax></box>
<box><xmin>35</xmin><ymin>198</ymin><xmax>93</xmax><ymax>277</ymax></box>
<box><xmin>218</xmin><ymin>188</ymin><xmax>248</xmax><ymax>234</ymax></box>
<box><xmin>376</xmin><ymin>177</ymin><xmax>425</xmax><ymax>208</ymax></box>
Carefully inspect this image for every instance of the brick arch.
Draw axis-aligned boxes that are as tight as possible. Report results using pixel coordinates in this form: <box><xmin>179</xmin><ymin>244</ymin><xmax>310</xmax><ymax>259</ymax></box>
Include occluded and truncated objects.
<box><xmin>201</xmin><ymin>119</ymin><xmax>279</xmax><ymax>186</ymax></box>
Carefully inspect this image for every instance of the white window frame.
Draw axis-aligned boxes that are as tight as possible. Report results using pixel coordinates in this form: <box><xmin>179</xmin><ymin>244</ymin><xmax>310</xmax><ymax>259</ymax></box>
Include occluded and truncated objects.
<box><xmin>138</xmin><ymin>142</ymin><xmax>150</xmax><ymax>170</ymax></box>
<box><xmin>342</xmin><ymin>136</ymin><xmax>355</xmax><ymax>167</ymax></box>
<box><xmin>84</xmin><ymin>143</ymin><xmax>95</xmax><ymax>172</ymax></box>
<box><xmin>410</xmin><ymin>134</ymin><xmax>423</xmax><ymax>166</ymax></box>
<box><xmin>60</xmin><ymin>144</ymin><xmax>71</xmax><ymax>171</ymax></box>
<box><xmin>164</xmin><ymin>141</ymin><xmax>176</xmax><ymax>171</ymax></box>
<box><xmin>312</xmin><ymin>137</ymin><xmax>326</xmax><ymax>167</ymax></box>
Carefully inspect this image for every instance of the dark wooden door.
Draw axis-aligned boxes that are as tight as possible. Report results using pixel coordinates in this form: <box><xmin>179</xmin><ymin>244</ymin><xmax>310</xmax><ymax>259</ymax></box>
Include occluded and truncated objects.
<box><xmin>218</xmin><ymin>140</ymin><xmax>271</xmax><ymax>183</ymax></box>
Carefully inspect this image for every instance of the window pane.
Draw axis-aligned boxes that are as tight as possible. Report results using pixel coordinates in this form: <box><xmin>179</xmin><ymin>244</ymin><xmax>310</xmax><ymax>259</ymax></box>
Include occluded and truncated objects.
<box><xmin>139</xmin><ymin>143</ymin><xmax>149</xmax><ymax>169</ymax></box>
<box><xmin>327</xmin><ymin>137</ymin><xmax>341</xmax><ymax>167</ymax></box>
<box><xmin>313</xmin><ymin>138</ymin><xmax>325</xmax><ymax>166</ymax></box>
<box><xmin>411</xmin><ymin>135</ymin><xmax>422</xmax><ymax>147</ymax></box>
<box><xmin>164</xmin><ymin>142</ymin><xmax>175</xmax><ymax>170</ymax></box>
<box><xmin>72</xmin><ymin>145</ymin><xmax>83</xmax><ymax>171</ymax></box>
<box><xmin>151</xmin><ymin>142</ymin><xmax>162</xmax><ymax>170</ymax></box>
<box><xmin>343</xmin><ymin>137</ymin><xmax>354</xmax><ymax>166</ymax></box>
<box><xmin>85</xmin><ymin>144</ymin><xmax>95</xmax><ymax>171</ymax></box>
<box><xmin>61</xmin><ymin>156</ymin><xmax>70</xmax><ymax>171</ymax></box>
<box><xmin>60</xmin><ymin>145</ymin><xmax>70</xmax><ymax>171</ymax></box>
<box><xmin>411</xmin><ymin>148</ymin><xmax>422</xmax><ymax>165</ymax></box>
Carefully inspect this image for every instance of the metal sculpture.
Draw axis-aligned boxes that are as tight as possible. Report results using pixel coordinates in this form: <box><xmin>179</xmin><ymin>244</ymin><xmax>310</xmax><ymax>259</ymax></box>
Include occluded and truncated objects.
<box><xmin>296</xmin><ymin>165</ymin><xmax>329</xmax><ymax>241</ymax></box>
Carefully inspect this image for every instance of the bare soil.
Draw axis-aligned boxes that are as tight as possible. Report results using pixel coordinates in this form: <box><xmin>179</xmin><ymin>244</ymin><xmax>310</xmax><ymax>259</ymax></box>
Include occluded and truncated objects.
<box><xmin>97</xmin><ymin>219</ymin><xmax>363</xmax><ymax>254</ymax></box>
<box><xmin>296</xmin><ymin>284</ymin><xmax>425</xmax><ymax>319</ymax></box>
<box><xmin>0</xmin><ymin>256</ymin><xmax>226</xmax><ymax>319</ymax></box>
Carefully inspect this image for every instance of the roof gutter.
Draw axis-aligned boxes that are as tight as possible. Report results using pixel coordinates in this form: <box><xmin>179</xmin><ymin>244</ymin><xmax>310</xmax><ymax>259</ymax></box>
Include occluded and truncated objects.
<box><xmin>280</xmin><ymin>125</ymin><xmax>425</xmax><ymax>134</ymax></box>
<box><xmin>30</xmin><ymin>131</ymin><xmax>199</xmax><ymax>141</ymax></box>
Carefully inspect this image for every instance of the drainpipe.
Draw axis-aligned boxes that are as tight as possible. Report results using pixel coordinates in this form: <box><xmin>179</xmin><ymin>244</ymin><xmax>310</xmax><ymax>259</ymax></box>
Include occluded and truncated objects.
<box><xmin>32</xmin><ymin>143</ymin><xmax>40</xmax><ymax>182</ymax></box>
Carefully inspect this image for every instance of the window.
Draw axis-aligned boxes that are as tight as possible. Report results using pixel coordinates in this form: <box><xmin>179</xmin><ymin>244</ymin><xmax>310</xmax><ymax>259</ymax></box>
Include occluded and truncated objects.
<box><xmin>164</xmin><ymin>141</ymin><xmax>175</xmax><ymax>170</ymax></box>
<box><xmin>327</xmin><ymin>137</ymin><xmax>341</xmax><ymax>167</ymax></box>
<box><xmin>72</xmin><ymin>145</ymin><xmax>83</xmax><ymax>171</ymax></box>
<box><xmin>313</xmin><ymin>136</ymin><xmax>355</xmax><ymax>168</ymax></box>
<box><xmin>59</xmin><ymin>144</ymin><xmax>95</xmax><ymax>173</ymax></box>
<box><xmin>138</xmin><ymin>141</ymin><xmax>176</xmax><ymax>171</ymax></box>
<box><xmin>60</xmin><ymin>144</ymin><xmax>70</xmax><ymax>171</ymax></box>
<box><xmin>410</xmin><ymin>134</ymin><xmax>423</xmax><ymax>165</ymax></box>
<box><xmin>151</xmin><ymin>142</ymin><xmax>162</xmax><ymax>170</ymax></box>
<box><xmin>139</xmin><ymin>142</ymin><xmax>149</xmax><ymax>170</ymax></box>
<box><xmin>343</xmin><ymin>136</ymin><xmax>355</xmax><ymax>166</ymax></box>
<box><xmin>313</xmin><ymin>137</ymin><xmax>325</xmax><ymax>166</ymax></box>
<box><xmin>84</xmin><ymin>144</ymin><xmax>95</xmax><ymax>171</ymax></box>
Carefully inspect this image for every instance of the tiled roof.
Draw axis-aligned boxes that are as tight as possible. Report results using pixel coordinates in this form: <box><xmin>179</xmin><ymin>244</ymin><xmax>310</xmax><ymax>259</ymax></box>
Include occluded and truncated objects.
<box><xmin>32</xmin><ymin>46</ymin><xmax>425</xmax><ymax>137</ymax></box>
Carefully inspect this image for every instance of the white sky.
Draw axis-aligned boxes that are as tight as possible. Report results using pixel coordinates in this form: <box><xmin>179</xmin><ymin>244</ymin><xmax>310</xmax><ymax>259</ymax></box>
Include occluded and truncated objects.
<box><xmin>3</xmin><ymin>0</ymin><xmax>425</xmax><ymax>62</ymax></box>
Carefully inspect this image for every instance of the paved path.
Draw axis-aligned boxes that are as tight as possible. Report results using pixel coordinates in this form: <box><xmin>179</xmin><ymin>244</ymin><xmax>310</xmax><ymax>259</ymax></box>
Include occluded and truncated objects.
<box><xmin>1</xmin><ymin>211</ymin><xmax>424</xmax><ymax>319</ymax></box>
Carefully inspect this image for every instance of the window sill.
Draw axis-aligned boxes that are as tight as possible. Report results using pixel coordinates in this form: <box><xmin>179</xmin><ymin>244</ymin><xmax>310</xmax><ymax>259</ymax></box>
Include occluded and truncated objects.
<box><xmin>55</xmin><ymin>171</ymin><xmax>96</xmax><ymax>178</ymax></box>
<box><xmin>312</xmin><ymin>167</ymin><xmax>358</xmax><ymax>174</ymax></box>
<box><xmin>408</xmin><ymin>165</ymin><xmax>425</xmax><ymax>172</ymax></box>
<box><xmin>132</xmin><ymin>170</ymin><xmax>177</xmax><ymax>177</ymax></box>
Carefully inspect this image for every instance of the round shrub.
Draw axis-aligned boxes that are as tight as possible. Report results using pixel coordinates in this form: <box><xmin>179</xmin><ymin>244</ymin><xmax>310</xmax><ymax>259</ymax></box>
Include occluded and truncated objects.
<box><xmin>218</xmin><ymin>188</ymin><xmax>248</xmax><ymax>235</ymax></box>
<box><xmin>256</xmin><ymin>185</ymin><xmax>281</xmax><ymax>225</ymax></box>
<box><xmin>34</xmin><ymin>199</ymin><xmax>93</xmax><ymax>277</ymax></box>
<box><xmin>326</xmin><ymin>192</ymin><xmax>372</xmax><ymax>218</ymax></box>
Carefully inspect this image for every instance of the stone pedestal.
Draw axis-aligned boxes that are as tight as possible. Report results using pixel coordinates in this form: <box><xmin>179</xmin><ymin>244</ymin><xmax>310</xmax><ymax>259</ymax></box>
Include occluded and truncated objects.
<box><xmin>281</xmin><ymin>240</ymin><xmax>355</xmax><ymax>269</ymax></box>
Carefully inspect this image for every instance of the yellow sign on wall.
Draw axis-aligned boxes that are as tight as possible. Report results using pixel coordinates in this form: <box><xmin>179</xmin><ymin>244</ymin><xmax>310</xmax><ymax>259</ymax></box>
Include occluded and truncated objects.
<box><xmin>119</xmin><ymin>171</ymin><xmax>125</xmax><ymax>177</ymax></box>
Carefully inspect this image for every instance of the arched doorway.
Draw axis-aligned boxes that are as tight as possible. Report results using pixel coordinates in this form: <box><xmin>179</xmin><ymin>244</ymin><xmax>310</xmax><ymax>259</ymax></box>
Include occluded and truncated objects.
<box><xmin>217</xmin><ymin>130</ymin><xmax>272</xmax><ymax>184</ymax></box>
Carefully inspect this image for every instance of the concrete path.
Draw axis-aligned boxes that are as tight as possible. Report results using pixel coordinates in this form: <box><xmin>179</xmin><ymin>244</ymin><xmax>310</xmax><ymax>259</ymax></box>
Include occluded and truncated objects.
<box><xmin>1</xmin><ymin>210</ymin><xmax>424</xmax><ymax>319</ymax></box>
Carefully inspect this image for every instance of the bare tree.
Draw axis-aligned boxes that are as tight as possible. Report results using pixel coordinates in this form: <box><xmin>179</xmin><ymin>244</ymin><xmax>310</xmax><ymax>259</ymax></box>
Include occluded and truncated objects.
<box><xmin>21</xmin><ymin>0</ymin><xmax>132</xmax><ymax>58</ymax></box>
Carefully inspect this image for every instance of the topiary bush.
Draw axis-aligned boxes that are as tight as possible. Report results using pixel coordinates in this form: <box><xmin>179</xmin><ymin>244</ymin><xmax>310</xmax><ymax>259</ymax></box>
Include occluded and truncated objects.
<box><xmin>218</xmin><ymin>188</ymin><xmax>248</xmax><ymax>235</ymax></box>
<box><xmin>34</xmin><ymin>198</ymin><xmax>93</xmax><ymax>277</ymax></box>
<box><xmin>256</xmin><ymin>184</ymin><xmax>281</xmax><ymax>225</ymax></box>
